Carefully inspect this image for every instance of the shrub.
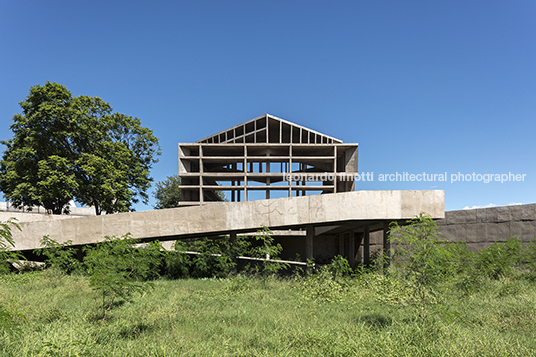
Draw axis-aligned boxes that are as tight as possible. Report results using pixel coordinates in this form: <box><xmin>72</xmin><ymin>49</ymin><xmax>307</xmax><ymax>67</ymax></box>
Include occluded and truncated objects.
<box><xmin>34</xmin><ymin>235</ymin><xmax>82</xmax><ymax>274</ymax></box>
<box><xmin>187</xmin><ymin>237</ymin><xmax>237</xmax><ymax>278</ymax></box>
<box><xmin>248</xmin><ymin>227</ymin><xmax>288</xmax><ymax>276</ymax></box>
<box><xmin>328</xmin><ymin>255</ymin><xmax>353</xmax><ymax>278</ymax></box>
<box><xmin>476</xmin><ymin>237</ymin><xmax>523</xmax><ymax>279</ymax></box>
<box><xmin>0</xmin><ymin>218</ymin><xmax>24</xmax><ymax>274</ymax></box>
<box><xmin>524</xmin><ymin>238</ymin><xmax>536</xmax><ymax>273</ymax></box>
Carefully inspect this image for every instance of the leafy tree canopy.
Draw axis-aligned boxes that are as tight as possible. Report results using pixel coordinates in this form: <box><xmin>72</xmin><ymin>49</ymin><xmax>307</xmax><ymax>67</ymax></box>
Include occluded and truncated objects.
<box><xmin>153</xmin><ymin>174</ymin><xmax>182</xmax><ymax>209</ymax></box>
<box><xmin>0</xmin><ymin>82</ymin><xmax>161</xmax><ymax>215</ymax></box>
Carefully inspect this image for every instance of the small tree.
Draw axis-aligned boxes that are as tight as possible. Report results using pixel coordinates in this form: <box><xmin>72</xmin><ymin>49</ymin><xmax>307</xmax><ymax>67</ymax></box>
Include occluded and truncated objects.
<box><xmin>250</xmin><ymin>226</ymin><xmax>288</xmax><ymax>276</ymax></box>
<box><xmin>389</xmin><ymin>213</ymin><xmax>453</xmax><ymax>325</ymax></box>
<box><xmin>83</xmin><ymin>234</ymin><xmax>164</xmax><ymax>341</ymax></box>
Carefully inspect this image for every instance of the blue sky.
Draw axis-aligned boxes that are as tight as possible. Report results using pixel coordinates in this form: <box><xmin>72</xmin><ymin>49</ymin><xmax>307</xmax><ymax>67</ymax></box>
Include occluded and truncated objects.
<box><xmin>1</xmin><ymin>1</ymin><xmax>534</xmax><ymax>212</ymax></box>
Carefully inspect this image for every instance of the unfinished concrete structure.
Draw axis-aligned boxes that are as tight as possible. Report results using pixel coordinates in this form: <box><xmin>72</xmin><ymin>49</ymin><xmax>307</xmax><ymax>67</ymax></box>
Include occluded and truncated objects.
<box><xmin>178</xmin><ymin>114</ymin><xmax>358</xmax><ymax>204</ymax></box>
<box><xmin>6</xmin><ymin>114</ymin><xmax>445</xmax><ymax>267</ymax></box>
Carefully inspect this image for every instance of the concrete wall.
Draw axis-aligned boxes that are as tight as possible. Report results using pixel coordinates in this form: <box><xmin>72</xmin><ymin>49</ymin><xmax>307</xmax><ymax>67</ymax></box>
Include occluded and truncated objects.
<box><xmin>436</xmin><ymin>204</ymin><xmax>536</xmax><ymax>251</ymax></box>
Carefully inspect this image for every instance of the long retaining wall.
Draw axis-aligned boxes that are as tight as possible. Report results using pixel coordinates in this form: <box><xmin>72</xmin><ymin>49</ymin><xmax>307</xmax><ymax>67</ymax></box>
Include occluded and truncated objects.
<box><xmin>436</xmin><ymin>204</ymin><xmax>536</xmax><ymax>251</ymax></box>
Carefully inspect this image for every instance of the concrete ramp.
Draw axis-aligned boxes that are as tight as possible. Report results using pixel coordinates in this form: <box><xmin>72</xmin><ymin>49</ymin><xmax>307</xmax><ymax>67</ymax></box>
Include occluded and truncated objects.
<box><xmin>7</xmin><ymin>190</ymin><xmax>444</xmax><ymax>252</ymax></box>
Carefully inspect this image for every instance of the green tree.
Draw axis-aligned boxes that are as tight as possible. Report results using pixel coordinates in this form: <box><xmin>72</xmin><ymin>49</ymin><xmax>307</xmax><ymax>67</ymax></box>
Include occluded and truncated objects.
<box><xmin>153</xmin><ymin>175</ymin><xmax>229</xmax><ymax>209</ymax></box>
<box><xmin>0</xmin><ymin>82</ymin><xmax>161</xmax><ymax>215</ymax></box>
<box><xmin>153</xmin><ymin>174</ymin><xmax>182</xmax><ymax>209</ymax></box>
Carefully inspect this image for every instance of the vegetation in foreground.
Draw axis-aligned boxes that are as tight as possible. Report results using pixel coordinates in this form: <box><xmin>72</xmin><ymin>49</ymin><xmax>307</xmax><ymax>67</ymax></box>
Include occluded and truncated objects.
<box><xmin>0</xmin><ymin>215</ymin><xmax>535</xmax><ymax>356</ymax></box>
<box><xmin>0</xmin><ymin>266</ymin><xmax>535</xmax><ymax>356</ymax></box>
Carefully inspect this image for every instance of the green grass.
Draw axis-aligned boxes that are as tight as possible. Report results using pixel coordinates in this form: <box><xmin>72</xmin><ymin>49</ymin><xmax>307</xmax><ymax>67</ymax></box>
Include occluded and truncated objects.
<box><xmin>0</xmin><ymin>269</ymin><xmax>535</xmax><ymax>356</ymax></box>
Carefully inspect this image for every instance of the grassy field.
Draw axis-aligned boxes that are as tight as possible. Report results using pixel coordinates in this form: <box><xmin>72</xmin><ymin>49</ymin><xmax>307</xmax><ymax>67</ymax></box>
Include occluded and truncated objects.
<box><xmin>0</xmin><ymin>267</ymin><xmax>535</xmax><ymax>357</ymax></box>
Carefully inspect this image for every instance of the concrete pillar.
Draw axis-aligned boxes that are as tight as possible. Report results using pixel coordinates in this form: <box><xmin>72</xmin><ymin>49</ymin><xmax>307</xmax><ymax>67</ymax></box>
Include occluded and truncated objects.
<box><xmin>354</xmin><ymin>231</ymin><xmax>363</xmax><ymax>267</ymax></box>
<box><xmin>364</xmin><ymin>226</ymin><xmax>370</xmax><ymax>267</ymax></box>
<box><xmin>338</xmin><ymin>233</ymin><xmax>344</xmax><ymax>257</ymax></box>
<box><xmin>383</xmin><ymin>221</ymin><xmax>391</xmax><ymax>268</ymax></box>
<box><xmin>348</xmin><ymin>232</ymin><xmax>355</xmax><ymax>269</ymax></box>
<box><xmin>230</xmin><ymin>232</ymin><xmax>236</xmax><ymax>245</ymax></box>
<box><xmin>306</xmin><ymin>225</ymin><xmax>314</xmax><ymax>260</ymax></box>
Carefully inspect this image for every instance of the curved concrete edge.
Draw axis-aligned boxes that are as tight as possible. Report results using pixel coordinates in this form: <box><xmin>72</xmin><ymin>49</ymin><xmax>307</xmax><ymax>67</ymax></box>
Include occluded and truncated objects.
<box><xmin>8</xmin><ymin>190</ymin><xmax>444</xmax><ymax>251</ymax></box>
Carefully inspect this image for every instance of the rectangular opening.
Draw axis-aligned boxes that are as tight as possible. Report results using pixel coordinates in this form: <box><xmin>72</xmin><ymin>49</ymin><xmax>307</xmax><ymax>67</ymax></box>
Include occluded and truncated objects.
<box><xmin>256</xmin><ymin>130</ymin><xmax>267</xmax><ymax>143</ymax></box>
<box><xmin>245</xmin><ymin>122</ymin><xmax>255</xmax><ymax>134</ymax></box>
<box><xmin>292</xmin><ymin>127</ymin><xmax>301</xmax><ymax>144</ymax></box>
<box><xmin>269</xmin><ymin>190</ymin><xmax>289</xmax><ymax>199</ymax></box>
<box><xmin>202</xmin><ymin>146</ymin><xmax>244</xmax><ymax>156</ymax></box>
<box><xmin>300</xmin><ymin>131</ymin><xmax>307</xmax><ymax>143</ymax></box>
<box><xmin>256</xmin><ymin>117</ymin><xmax>267</xmax><ymax>129</ymax></box>
<box><xmin>269</xmin><ymin>162</ymin><xmax>284</xmax><ymax>173</ymax></box>
<box><xmin>282</xmin><ymin>123</ymin><xmax>291</xmax><ymax>143</ymax></box>
<box><xmin>291</xmin><ymin>162</ymin><xmax>301</xmax><ymax>172</ymax></box>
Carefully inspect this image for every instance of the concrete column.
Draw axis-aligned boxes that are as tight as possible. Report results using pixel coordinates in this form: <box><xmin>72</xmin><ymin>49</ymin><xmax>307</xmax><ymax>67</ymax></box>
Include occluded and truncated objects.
<box><xmin>230</xmin><ymin>231</ymin><xmax>236</xmax><ymax>245</ymax></box>
<box><xmin>306</xmin><ymin>225</ymin><xmax>314</xmax><ymax>260</ymax></box>
<box><xmin>354</xmin><ymin>231</ymin><xmax>363</xmax><ymax>267</ymax></box>
<box><xmin>364</xmin><ymin>226</ymin><xmax>370</xmax><ymax>267</ymax></box>
<box><xmin>348</xmin><ymin>232</ymin><xmax>355</xmax><ymax>269</ymax></box>
<box><xmin>338</xmin><ymin>233</ymin><xmax>344</xmax><ymax>257</ymax></box>
<box><xmin>383</xmin><ymin>221</ymin><xmax>391</xmax><ymax>268</ymax></box>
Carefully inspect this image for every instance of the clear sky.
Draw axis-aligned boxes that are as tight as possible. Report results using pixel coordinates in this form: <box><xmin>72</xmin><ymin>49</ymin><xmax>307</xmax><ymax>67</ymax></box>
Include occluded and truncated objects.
<box><xmin>1</xmin><ymin>1</ymin><xmax>534</xmax><ymax>212</ymax></box>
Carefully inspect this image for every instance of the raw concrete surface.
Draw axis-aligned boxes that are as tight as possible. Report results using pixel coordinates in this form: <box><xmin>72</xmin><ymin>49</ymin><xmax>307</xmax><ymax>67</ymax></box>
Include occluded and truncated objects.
<box><xmin>5</xmin><ymin>190</ymin><xmax>444</xmax><ymax>252</ymax></box>
<box><xmin>436</xmin><ymin>203</ymin><xmax>536</xmax><ymax>251</ymax></box>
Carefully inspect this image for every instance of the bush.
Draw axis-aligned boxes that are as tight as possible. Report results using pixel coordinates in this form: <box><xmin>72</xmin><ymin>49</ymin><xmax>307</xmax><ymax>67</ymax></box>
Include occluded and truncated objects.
<box><xmin>34</xmin><ymin>235</ymin><xmax>82</xmax><ymax>274</ymax></box>
<box><xmin>186</xmin><ymin>237</ymin><xmax>237</xmax><ymax>278</ymax></box>
<box><xmin>0</xmin><ymin>218</ymin><xmax>24</xmax><ymax>274</ymax></box>
<box><xmin>328</xmin><ymin>255</ymin><xmax>353</xmax><ymax>278</ymax></box>
<box><xmin>476</xmin><ymin>237</ymin><xmax>523</xmax><ymax>279</ymax></box>
<box><xmin>524</xmin><ymin>238</ymin><xmax>536</xmax><ymax>273</ymax></box>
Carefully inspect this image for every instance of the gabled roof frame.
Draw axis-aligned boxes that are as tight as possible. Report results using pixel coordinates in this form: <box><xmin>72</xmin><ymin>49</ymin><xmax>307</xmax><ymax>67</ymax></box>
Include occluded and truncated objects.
<box><xmin>196</xmin><ymin>114</ymin><xmax>343</xmax><ymax>144</ymax></box>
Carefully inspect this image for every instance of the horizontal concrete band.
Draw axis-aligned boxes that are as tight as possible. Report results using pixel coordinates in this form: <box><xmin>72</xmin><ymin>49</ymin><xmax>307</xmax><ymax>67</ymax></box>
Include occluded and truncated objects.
<box><xmin>7</xmin><ymin>190</ymin><xmax>444</xmax><ymax>251</ymax></box>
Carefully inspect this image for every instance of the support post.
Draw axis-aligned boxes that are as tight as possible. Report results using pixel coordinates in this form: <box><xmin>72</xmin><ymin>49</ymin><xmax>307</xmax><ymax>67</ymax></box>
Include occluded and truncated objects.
<box><xmin>230</xmin><ymin>232</ymin><xmax>236</xmax><ymax>245</ymax></box>
<box><xmin>348</xmin><ymin>232</ymin><xmax>356</xmax><ymax>269</ymax></box>
<box><xmin>354</xmin><ymin>231</ymin><xmax>363</xmax><ymax>267</ymax></box>
<box><xmin>364</xmin><ymin>226</ymin><xmax>370</xmax><ymax>267</ymax></box>
<box><xmin>383</xmin><ymin>221</ymin><xmax>391</xmax><ymax>268</ymax></box>
<box><xmin>306</xmin><ymin>225</ymin><xmax>314</xmax><ymax>261</ymax></box>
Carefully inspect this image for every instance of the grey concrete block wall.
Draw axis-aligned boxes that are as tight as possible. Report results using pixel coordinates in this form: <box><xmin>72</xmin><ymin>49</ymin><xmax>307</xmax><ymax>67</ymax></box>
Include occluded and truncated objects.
<box><xmin>436</xmin><ymin>204</ymin><xmax>536</xmax><ymax>251</ymax></box>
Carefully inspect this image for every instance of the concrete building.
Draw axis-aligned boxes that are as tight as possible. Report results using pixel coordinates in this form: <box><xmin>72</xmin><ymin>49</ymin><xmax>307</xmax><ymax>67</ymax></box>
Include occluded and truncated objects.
<box><xmin>178</xmin><ymin>114</ymin><xmax>358</xmax><ymax>204</ymax></box>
